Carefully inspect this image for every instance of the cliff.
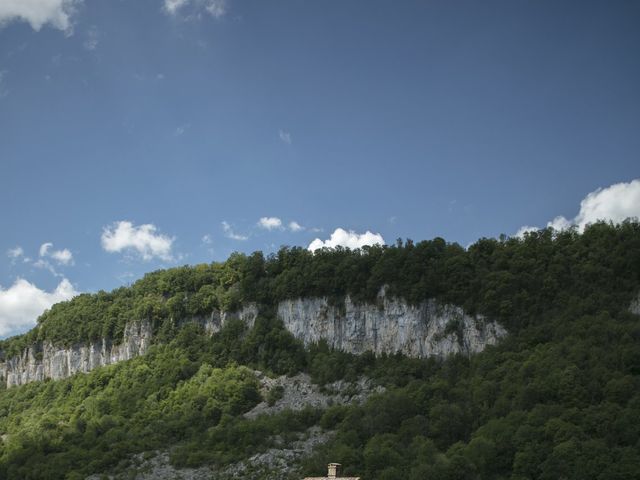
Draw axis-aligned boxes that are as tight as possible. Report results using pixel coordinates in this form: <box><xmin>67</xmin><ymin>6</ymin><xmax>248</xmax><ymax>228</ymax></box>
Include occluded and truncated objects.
<box><xmin>0</xmin><ymin>321</ymin><xmax>153</xmax><ymax>388</ymax></box>
<box><xmin>0</xmin><ymin>291</ymin><xmax>506</xmax><ymax>388</ymax></box>
<box><xmin>278</xmin><ymin>289</ymin><xmax>506</xmax><ymax>357</ymax></box>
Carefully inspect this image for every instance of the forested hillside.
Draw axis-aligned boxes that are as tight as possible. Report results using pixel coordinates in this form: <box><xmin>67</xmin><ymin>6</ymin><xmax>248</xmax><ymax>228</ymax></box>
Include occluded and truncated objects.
<box><xmin>0</xmin><ymin>221</ymin><xmax>639</xmax><ymax>479</ymax></box>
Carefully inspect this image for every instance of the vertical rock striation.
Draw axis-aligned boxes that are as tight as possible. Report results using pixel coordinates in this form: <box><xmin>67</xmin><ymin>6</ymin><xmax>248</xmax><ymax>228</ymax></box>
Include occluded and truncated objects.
<box><xmin>0</xmin><ymin>294</ymin><xmax>506</xmax><ymax>388</ymax></box>
<box><xmin>182</xmin><ymin>303</ymin><xmax>259</xmax><ymax>334</ymax></box>
<box><xmin>278</xmin><ymin>290</ymin><xmax>507</xmax><ymax>358</ymax></box>
<box><xmin>0</xmin><ymin>321</ymin><xmax>153</xmax><ymax>388</ymax></box>
<box><xmin>0</xmin><ymin>305</ymin><xmax>260</xmax><ymax>388</ymax></box>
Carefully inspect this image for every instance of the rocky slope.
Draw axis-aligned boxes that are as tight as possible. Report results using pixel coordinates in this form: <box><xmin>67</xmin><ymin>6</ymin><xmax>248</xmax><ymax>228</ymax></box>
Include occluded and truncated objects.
<box><xmin>0</xmin><ymin>290</ymin><xmax>506</xmax><ymax>388</ymax></box>
<box><xmin>87</xmin><ymin>373</ymin><xmax>382</xmax><ymax>480</ymax></box>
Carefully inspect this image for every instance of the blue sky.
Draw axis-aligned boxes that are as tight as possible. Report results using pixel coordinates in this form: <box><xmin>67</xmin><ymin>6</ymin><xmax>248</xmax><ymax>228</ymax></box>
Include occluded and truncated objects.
<box><xmin>1</xmin><ymin>0</ymin><xmax>639</xmax><ymax>337</ymax></box>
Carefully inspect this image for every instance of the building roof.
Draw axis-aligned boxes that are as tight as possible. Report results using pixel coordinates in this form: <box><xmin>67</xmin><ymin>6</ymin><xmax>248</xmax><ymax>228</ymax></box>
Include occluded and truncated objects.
<box><xmin>303</xmin><ymin>477</ymin><xmax>360</xmax><ymax>480</ymax></box>
<box><xmin>303</xmin><ymin>462</ymin><xmax>360</xmax><ymax>480</ymax></box>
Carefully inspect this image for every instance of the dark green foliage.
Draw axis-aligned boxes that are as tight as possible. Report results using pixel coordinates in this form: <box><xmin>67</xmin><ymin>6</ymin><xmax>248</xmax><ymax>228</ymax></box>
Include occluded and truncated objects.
<box><xmin>170</xmin><ymin>407</ymin><xmax>323</xmax><ymax>468</ymax></box>
<box><xmin>300</xmin><ymin>308</ymin><xmax>640</xmax><ymax>480</ymax></box>
<box><xmin>2</xmin><ymin>220</ymin><xmax>639</xmax><ymax>354</ymax></box>
<box><xmin>267</xmin><ymin>385</ymin><xmax>285</xmax><ymax>406</ymax></box>
<box><xmin>0</xmin><ymin>317</ymin><xmax>309</xmax><ymax>479</ymax></box>
<box><xmin>1</xmin><ymin>222</ymin><xmax>640</xmax><ymax>479</ymax></box>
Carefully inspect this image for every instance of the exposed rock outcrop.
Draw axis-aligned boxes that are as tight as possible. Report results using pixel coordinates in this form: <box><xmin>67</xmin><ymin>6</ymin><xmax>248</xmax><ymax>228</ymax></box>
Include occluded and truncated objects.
<box><xmin>279</xmin><ymin>289</ymin><xmax>506</xmax><ymax>358</ymax></box>
<box><xmin>182</xmin><ymin>303</ymin><xmax>259</xmax><ymax>334</ymax></box>
<box><xmin>0</xmin><ymin>305</ymin><xmax>259</xmax><ymax>388</ymax></box>
<box><xmin>0</xmin><ymin>321</ymin><xmax>152</xmax><ymax>388</ymax></box>
<box><xmin>90</xmin><ymin>426</ymin><xmax>332</xmax><ymax>480</ymax></box>
<box><xmin>0</xmin><ymin>292</ymin><xmax>506</xmax><ymax>388</ymax></box>
<box><xmin>87</xmin><ymin>373</ymin><xmax>377</xmax><ymax>480</ymax></box>
<box><xmin>245</xmin><ymin>371</ymin><xmax>384</xmax><ymax>419</ymax></box>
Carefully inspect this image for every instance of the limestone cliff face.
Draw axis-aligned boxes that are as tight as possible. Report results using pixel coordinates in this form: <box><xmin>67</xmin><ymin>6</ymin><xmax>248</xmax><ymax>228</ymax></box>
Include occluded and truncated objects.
<box><xmin>0</xmin><ymin>305</ymin><xmax>260</xmax><ymax>388</ymax></box>
<box><xmin>0</xmin><ymin>321</ymin><xmax>153</xmax><ymax>388</ymax></box>
<box><xmin>278</xmin><ymin>290</ymin><xmax>507</xmax><ymax>358</ymax></box>
<box><xmin>0</xmin><ymin>294</ymin><xmax>505</xmax><ymax>388</ymax></box>
<box><xmin>182</xmin><ymin>303</ymin><xmax>259</xmax><ymax>334</ymax></box>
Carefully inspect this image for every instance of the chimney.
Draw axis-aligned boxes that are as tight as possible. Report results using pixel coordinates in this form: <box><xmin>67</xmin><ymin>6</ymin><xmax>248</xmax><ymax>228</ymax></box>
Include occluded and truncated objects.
<box><xmin>328</xmin><ymin>463</ymin><xmax>341</xmax><ymax>479</ymax></box>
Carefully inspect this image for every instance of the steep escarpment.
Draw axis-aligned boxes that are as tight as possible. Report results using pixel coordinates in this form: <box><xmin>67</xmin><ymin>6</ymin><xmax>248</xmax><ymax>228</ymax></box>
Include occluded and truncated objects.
<box><xmin>279</xmin><ymin>289</ymin><xmax>505</xmax><ymax>357</ymax></box>
<box><xmin>0</xmin><ymin>293</ymin><xmax>504</xmax><ymax>388</ymax></box>
<box><xmin>0</xmin><ymin>321</ymin><xmax>152</xmax><ymax>387</ymax></box>
<box><xmin>0</xmin><ymin>305</ymin><xmax>259</xmax><ymax>388</ymax></box>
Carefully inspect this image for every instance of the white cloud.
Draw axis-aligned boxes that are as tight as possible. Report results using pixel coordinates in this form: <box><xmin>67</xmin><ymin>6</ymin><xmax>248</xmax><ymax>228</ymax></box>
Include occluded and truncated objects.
<box><xmin>516</xmin><ymin>179</ymin><xmax>640</xmax><ymax>236</ymax></box>
<box><xmin>39</xmin><ymin>242</ymin><xmax>53</xmax><ymax>257</ymax></box>
<box><xmin>174</xmin><ymin>123</ymin><xmax>190</xmax><ymax>136</ymax></box>
<box><xmin>279</xmin><ymin>129</ymin><xmax>292</xmax><ymax>145</ymax></box>
<box><xmin>7</xmin><ymin>246</ymin><xmax>23</xmax><ymax>259</ymax></box>
<box><xmin>222</xmin><ymin>221</ymin><xmax>248</xmax><ymax>241</ymax></box>
<box><xmin>101</xmin><ymin>221</ymin><xmax>174</xmax><ymax>261</ymax></box>
<box><xmin>0</xmin><ymin>278</ymin><xmax>78</xmax><ymax>337</ymax></box>
<box><xmin>164</xmin><ymin>0</ymin><xmax>227</xmax><ymax>19</ymax></box>
<box><xmin>50</xmin><ymin>248</ymin><xmax>73</xmax><ymax>265</ymax></box>
<box><xmin>34</xmin><ymin>259</ymin><xmax>61</xmax><ymax>277</ymax></box>
<box><xmin>546</xmin><ymin>216</ymin><xmax>572</xmax><ymax>232</ymax></box>
<box><xmin>39</xmin><ymin>242</ymin><xmax>73</xmax><ymax>265</ymax></box>
<box><xmin>289</xmin><ymin>221</ymin><xmax>304</xmax><ymax>232</ymax></box>
<box><xmin>164</xmin><ymin>0</ymin><xmax>189</xmax><ymax>14</ymax></box>
<box><xmin>202</xmin><ymin>234</ymin><xmax>213</xmax><ymax>245</ymax></box>
<box><xmin>258</xmin><ymin>217</ymin><xmax>283</xmax><ymax>230</ymax></box>
<box><xmin>515</xmin><ymin>225</ymin><xmax>539</xmax><ymax>238</ymax></box>
<box><xmin>557</xmin><ymin>179</ymin><xmax>640</xmax><ymax>231</ymax></box>
<box><xmin>308</xmin><ymin>228</ymin><xmax>385</xmax><ymax>251</ymax></box>
<box><xmin>0</xmin><ymin>0</ymin><xmax>81</xmax><ymax>32</ymax></box>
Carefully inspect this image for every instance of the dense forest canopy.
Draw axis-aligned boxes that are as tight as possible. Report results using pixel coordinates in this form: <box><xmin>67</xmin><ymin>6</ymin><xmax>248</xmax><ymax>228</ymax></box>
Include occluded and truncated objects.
<box><xmin>0</xmin><ymin>221</ymin><xmax>639</xmax><ymax>479</ymax></box>
<box><xmin>2</xmin><ymin>220</ymin><xmax>639</xmax><ymax>356</ymax></box>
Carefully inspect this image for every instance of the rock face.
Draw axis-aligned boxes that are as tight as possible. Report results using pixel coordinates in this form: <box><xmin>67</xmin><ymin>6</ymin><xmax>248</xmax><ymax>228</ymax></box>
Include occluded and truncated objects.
<box><xmin>278</xmin><ymin>290</ymin><xmax>507</xmax><ymax>358</ymax></box>
<box><xmin>0</xmin><ymin>321</ymin><xmax>153</xmax><ymax>388</ymax></box>
<box><xmin>0</xmin><ymin>305</ymin><xmax>259</xmax><ymax>388</ymax></box>
<box><xmin>182</xmin><ymin>303</ymin><xmax>259</xmax><ymax>334</ymax></box>
<box><xmin>245</xmin><ymin>372</ymin><xmax>384</xmax><ymax>420</ymax></box>
<box><xmin>0</xmin><ymin>293</ymin><xmax>506</xmax><ymax>388</ymax></box>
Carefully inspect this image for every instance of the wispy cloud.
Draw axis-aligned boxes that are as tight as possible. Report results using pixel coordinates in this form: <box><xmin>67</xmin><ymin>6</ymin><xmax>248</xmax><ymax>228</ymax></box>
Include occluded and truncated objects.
<box><xmin>174</xmin><ymin>123</ymin><xmax>190</xmax><ymax>136</ymax></box>
<box><xmin>7</xmin><ymin>246</ymin><xmax>23</xmax><ymax>260</ymax></box>
<box><xmin>222</xmin><ymin>221</ymin><xmax>248</xmax><ymax>241</ymax></box>
<box><xmin>308</xmin><ymin>228</ymin><xmax>385</xmax><ymax>251</ymax></box>
<box><xmin>288</xmin><ymin>221</ymin><xmax>304</xmax><ymax>232</ymax></box>
<box><xmin>257</xmin><ymin>217</ymin><xmax>283</xmax><ymax>230</ymax></box>
<box><xmin>39</xmin><ymin>242</ymin><xmax>74</xmax><ymax>265</ymax></box>
<box><xmin>202</xmin><ymin>234</ymin><xmax>213</xmax><ymax>245</ymax></box>
<box><xmin>201</xmin><ymin>234</ymin><xmax>214</xmax><ymax>254</ymax></box>
<box><xmin>164</xmin><ymin>0</ymin><xmax>227</xmax><ymax>19</ymax></box>
<box><xmin>101</xmin><ymin>221</ymin><xmax>175</xmax><ymax>261</ymax></box>
<box><xmin>279</xmin><ymin>129</ymin><xmax>292</xmax><ymax>145</ymax></box>
<box><xmin>34</xmin><ymin>259</ymin><xmax>62</xmax><ymax>277</ymax></box>
<box><xmin>514</xmin><ymin>226</ymin><xmax>539</xmax><ymax>238</ymax></box>
<box><xmin>0</xmin><ymin>0</ymin><xmax>82</xmax><ymax>33</ymax></box>
<box><xmin>83</xmin><ymin>25</ymin><xmax>99</xmax><ymax>51</ymax></box>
